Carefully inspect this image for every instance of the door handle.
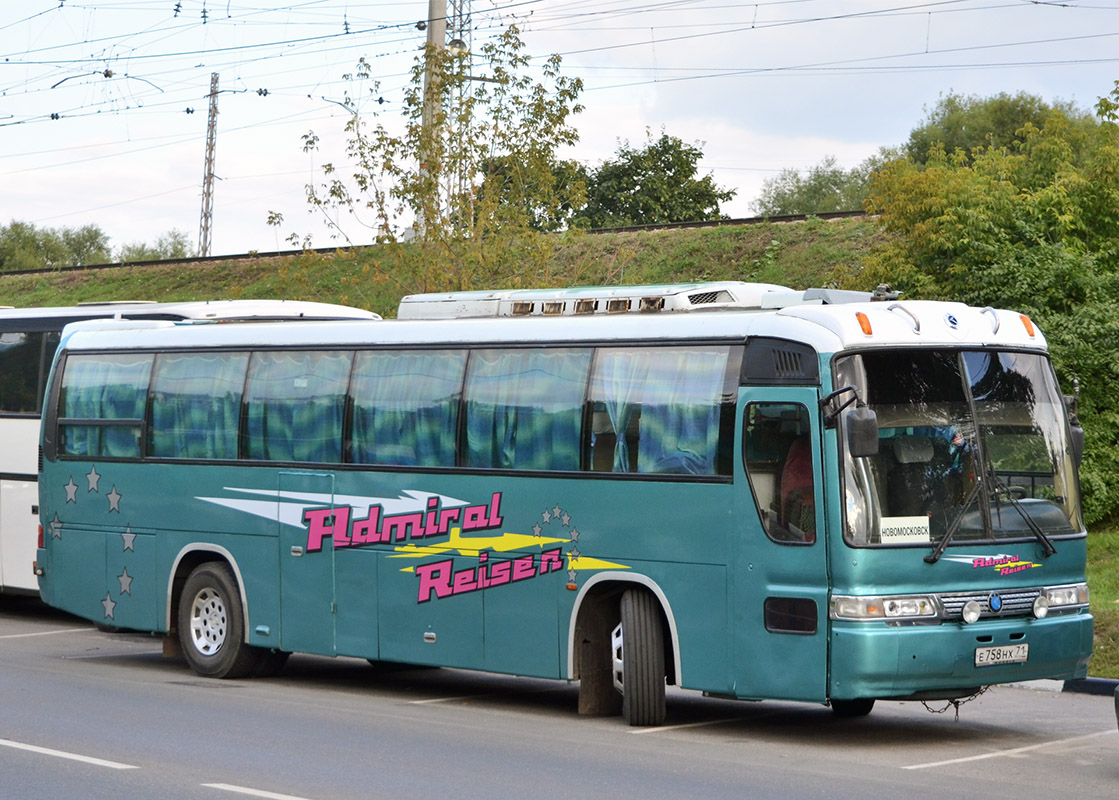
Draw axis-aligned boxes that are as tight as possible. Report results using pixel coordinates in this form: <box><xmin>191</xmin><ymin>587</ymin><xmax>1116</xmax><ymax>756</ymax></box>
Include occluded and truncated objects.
<box><xmin>290</xmin><ymin>546</ymin><xmax>304</xmax><ymax>557</ymax></box>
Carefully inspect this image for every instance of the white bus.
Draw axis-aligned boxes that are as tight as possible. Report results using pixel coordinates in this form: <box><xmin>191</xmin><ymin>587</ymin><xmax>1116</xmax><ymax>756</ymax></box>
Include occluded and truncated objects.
<box><xmin>0</xmin><ymin>300</ymin><xmax>377</xmax><ymax>594</ymax></box>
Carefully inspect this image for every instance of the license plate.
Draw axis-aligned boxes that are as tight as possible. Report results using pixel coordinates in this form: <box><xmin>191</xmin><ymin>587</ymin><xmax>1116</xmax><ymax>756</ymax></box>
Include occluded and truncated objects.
<box><xmin>974</xmin><ymin>643</ymin><xmax>1029</xmax><ymax>667</ymax></box>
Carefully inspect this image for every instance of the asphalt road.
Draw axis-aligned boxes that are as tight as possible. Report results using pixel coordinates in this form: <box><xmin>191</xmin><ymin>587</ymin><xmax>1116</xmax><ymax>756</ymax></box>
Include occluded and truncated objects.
<box><xmin>1</xmin><ymin>595</ymin><xmax>1117</xmax><ymax>800</ymax></box>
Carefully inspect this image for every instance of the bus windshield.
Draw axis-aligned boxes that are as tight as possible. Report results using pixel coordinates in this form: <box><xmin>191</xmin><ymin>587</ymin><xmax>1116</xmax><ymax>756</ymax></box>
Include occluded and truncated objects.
<box><xmin>837</xmin><ymin>349</ymin><xmax>1082</xmax><ymax>547</ymax></box>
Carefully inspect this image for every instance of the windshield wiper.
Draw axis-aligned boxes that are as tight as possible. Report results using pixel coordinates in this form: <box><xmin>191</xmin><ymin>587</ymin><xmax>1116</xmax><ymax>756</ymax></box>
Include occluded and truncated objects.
<box><xmin>924</xmin><ymin>480</ymin><xmax>980</xmax><ymax>564</ymax></box>
<box><xmin>990</xmin><ymin>474</ymin><xmax>1058</xmax><ymax>558</ymax></box>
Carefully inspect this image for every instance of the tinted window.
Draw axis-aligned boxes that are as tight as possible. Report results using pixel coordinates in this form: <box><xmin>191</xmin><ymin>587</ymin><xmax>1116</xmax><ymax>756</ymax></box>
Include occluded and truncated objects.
<box><xmin>743</xmin><ymin>402</ymin><xmax>816</xmax><ymax>544</ymax></box>
<box><xmin>464</xmin><ymin>348</ymin><xmax>591</xmax><ymax>470</ymax></box>
<box><xmin>588</xmin><ymin>346</ymin><xmax>735</xmax><ymax>476</ymax></box>
<box><xmin>244</xmin><ymin>350</ymin><xmax>352</xmax><ymax>463</ymax></box>
<box><xmin>0</xmin><ymin>330</ymin><xmax>58</xmax><ymax>414</ymax></box>
<box><xmin>150</xmin><ymin>352</ymin><xmax>249</xmax><ymax>459</ymax></box>
<box><xmin>59</xmin><ymin>352</ymin><xmax>153</xmax><ymax>458</ymax></box>
<box><xmin>351</xmin><ymin>349</ymin><xmax>465</xmax><ymax>467</ymax></box>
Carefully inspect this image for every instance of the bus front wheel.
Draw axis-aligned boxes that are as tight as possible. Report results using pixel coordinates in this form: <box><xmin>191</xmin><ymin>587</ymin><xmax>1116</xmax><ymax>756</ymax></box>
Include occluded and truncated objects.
<box><xmin>178</xmin><ymin>562</ymin><xmax>260</xmax><ymax>679</ymax></box>
<box><xmin>612</xmin><ymin>588</ymin><xmax>667</xmax><ymax>726</ymax></box>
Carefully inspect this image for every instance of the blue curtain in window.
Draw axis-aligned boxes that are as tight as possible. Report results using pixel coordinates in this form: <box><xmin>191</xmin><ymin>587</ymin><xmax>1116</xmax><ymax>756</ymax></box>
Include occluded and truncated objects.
<box><xmin>465</xmin><ymin>348</ymin><xmax>591</xmax><ymax>471</ymax></box>
<box><xmin>245</xmin><ymin>351</ymin><xmax>352</xmax><ymax>463</ymax></box>
<box><xmin>351</xmin><ymin>350</ymin><xmax>465</xmax><ymax>467</ymax></box>
<box><xmin>60</xmin><ymin>353</ymin><xmax>152</xmax><ymax>457</ymax></box>
<box><xmin>150</xmin><ymin>352</ymin><xmax>248</xmax><ymax>459</ymax></box>
<box><xmin>593</xmin><ymin>347</ymin><xmax>729</xmax><ymax>475</ymax></box>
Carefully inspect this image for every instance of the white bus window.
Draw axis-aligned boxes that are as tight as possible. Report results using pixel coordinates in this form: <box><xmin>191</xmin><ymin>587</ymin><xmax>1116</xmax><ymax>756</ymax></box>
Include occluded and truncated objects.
<box><xmin>464</xmin><ymin>348</ymin><xmax>591</xmax><ymax>471</ymax></box>
<box><xmin>588</xmin><ymin>346</ymin><xmax>733</xmax><ymax>476</ymax></box>
<box><xmin>58</xmin><ymin>353</ymin><xmax>153</xmax><ymax>458</ymax></box>
<box><xmin>149</xmin><ymin>352</ymin><xmax>249</xmax><ymax>460</ymax></box>
<box><xmin>351</xmin><ymin>350</ymin><xmax>465</xmax><ymax>467</ymax></box>
<box><xmin>244</xmin><ymin>350</ymin><xmax>353</xmax><ymax>463</ymax></box>
<box><xmin>743</xmin><ymin>403</ymin><xmax>816</xmax><ymax>543</ymax></box>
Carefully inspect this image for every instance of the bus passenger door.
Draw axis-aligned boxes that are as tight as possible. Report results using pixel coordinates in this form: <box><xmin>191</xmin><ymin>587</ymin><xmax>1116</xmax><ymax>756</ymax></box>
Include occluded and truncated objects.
<box><xmin>278</xmin><ymin>471</ymin><xmax>336</xmax><ymax>656</ymax></box>
<box><xmin>734</xmin><ymin>391</ymin><xmax>829</xmax><ymax>703</ymax></box>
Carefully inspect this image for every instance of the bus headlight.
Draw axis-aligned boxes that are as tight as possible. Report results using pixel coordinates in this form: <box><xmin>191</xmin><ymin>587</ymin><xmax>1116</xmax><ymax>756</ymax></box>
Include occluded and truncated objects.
<box><xmin>831</xmin><ymin>595</ymin><xmax>937</xmax><ymax>620</ymax></box>
<box><xmin>961</xmin><ymin>600</ymin><xmax>982</xmax><ymax>624</ymax></box>
<box><xmin>1044</xmin><ymin>584</ymin><xmax>1089</xmax><ymax>609</ymax></box>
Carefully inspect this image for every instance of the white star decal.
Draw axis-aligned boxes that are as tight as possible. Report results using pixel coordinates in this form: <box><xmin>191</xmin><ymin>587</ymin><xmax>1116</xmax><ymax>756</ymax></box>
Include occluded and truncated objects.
<box><xmin>107</xmin><ymin>486</ymin><xmax>122</xmax><ymax>513</ymax></box>
<box><xmin>50</xmin><ymin>513</ymin><xmax>63</xmax><ymax>539</ymax></box>
<box><xmin>532</xmin><ymin>523</ymin><xmax>542</xmax><ymax>537</ymax></box>
<box><xmin>569</xmin><ymin>527</ymin><xmax>580</xmax><ymax>542</ymax></box>
<box><xmin>561</xmin><ymin>512</ymin><xmax>571</xmax><ymax>527</ymax></box>
<box><xmin>86</xmin><ymin>466</ymin><xmax>101</xmax><ymax>493</ymax></box>
<box><xmin>118</xmin><ymin>568</ymin><xmax>133</xmax><ymax>595</ymax></box>
<box><xmin>102</xmin><ymin>592</ymin><xmax>116</xmax><ymax>619</ymax></box>
<box><xmin>541</xmin><ymin>509</ymin><xmax>551</xmax><ymax>523</ymax></box>
<box><xmin>63</xmin><ymin>477</ymin><xmax>78</xmax><ymax>504</ymax></box>
<box><xmin>122</xmin><ymin>527</ymin><xmax>136</xmax><ymax>551</ymax></box>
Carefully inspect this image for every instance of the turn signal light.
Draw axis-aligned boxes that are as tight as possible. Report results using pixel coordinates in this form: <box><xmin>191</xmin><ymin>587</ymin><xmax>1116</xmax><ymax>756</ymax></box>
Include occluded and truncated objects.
<box><xmin>856</xmin><ymin>312</ymin><xmax>873</xmax><ymax>336</ymax></box>
<box><xmin>1020</xmin><ymin>314</ymin><xmax>1036</xmax><ymax>337</ymax></box>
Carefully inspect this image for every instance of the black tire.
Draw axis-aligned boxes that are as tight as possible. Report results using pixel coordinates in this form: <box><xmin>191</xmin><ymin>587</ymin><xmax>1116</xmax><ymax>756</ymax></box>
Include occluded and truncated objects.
<box><xmin>831</xmin><ymin>698</ymin><xmax>875</xmax><ymax>718</ymax></box>
<box><xmin>178</xmin><ymin>562</ymin><xmax>261</xmax><ymax>679</ymax></box>
<box><xmin>255</xmin><ymin>650</ymin><xmax>290</xmax><ymax>677</ymax></box>
<box><xmin>618</xmin><ymin>588</ymin><xmax>666</xmax><ymax>726</ymax></box>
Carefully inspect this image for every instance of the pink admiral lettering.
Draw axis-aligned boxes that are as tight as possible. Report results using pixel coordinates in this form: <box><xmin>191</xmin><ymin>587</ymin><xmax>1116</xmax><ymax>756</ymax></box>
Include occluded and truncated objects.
<box><xmin>302</xmin><ymin>492</ymin><xmax>503</xmax><ymax>552</ymax></box>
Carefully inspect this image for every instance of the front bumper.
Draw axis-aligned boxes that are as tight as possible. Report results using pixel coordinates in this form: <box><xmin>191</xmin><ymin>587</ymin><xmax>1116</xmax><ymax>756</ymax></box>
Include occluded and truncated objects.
<box><xmin>829</xmin><ymin>611</ymin><xmax>1093</xmax><ymax>700</ymax></box>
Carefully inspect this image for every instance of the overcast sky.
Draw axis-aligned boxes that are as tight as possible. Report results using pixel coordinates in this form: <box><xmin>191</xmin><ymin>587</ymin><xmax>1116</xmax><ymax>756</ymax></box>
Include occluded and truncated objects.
<box><xmin>2</xmin><ymin>0</ymin><xmax>1118</xmax><ymax>258</ymax></box>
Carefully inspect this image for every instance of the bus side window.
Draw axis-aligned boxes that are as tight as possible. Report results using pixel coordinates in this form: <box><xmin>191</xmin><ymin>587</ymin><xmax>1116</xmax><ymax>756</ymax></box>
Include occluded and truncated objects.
<box><xmin>0</xmin><ymin>330</ymin><xmax>47</xmax><ymax>414</ymax></box>
<box><xmin>587</xmin><ymin>346</ymin><xmax>734</xmax><ymax>476</ymax></box>
<box><xmin>58</xmin><ymin>353</ymin><xmax>154</xmax><ymax>458</ymax></box>
<box><xmin>350</xmin><ymin>349</ymin><xmax>465</xmax><ymax>468</ymax></box>
<box><xmin>463</xmin><ymin>347</ymin><xmax>591</xmax><ymax>471</ymax></box>
<box><xmin>149</xmin><ymin>352</ymin><xmax>249</xmax><ymax>460</ymax></box>
<box><xmin>743</xmin><ymin>402</ymin><xmax>816</xmax><ymax>544</ymax></box>
<box><xmin>243</xmin><ymin>350</ymin><xmax>353</xmax><ymax>463</ymax></box>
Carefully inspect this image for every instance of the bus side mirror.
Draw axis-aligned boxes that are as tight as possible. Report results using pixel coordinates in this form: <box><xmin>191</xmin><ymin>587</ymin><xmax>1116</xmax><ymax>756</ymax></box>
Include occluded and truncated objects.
<box><xmin>846</xmin><ymin>405</ymin><xmax>879</xmax><ymax>458</ymax></box>
<box><xmin>1064</xmin><ymin>394</ymin><xmax>1084</xmax><ymax>469</ymax></box>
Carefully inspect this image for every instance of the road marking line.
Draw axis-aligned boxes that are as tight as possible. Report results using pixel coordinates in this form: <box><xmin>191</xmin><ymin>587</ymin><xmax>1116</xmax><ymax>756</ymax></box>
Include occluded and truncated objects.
<box><xmin>0</xmin><ymin>627</ymin><xmax>90</xmax><ymax>639</ymax></box>
<box><xmin>903</xmin><ymin>729</ymin><xmax>1116</xmax><ymax>769</ymax></box>
<box><xmin>0</xmin><ymin>738</ymin><xmax>138</xmax><ymax>769</ymax></box>
<box><xmin>202</xmin><ymin>783</ymin><xmax>317</xmax><ymax>800</ymax></box>
<box><xmin>408</xmin><ymin>694</ymin><xmax>490</xmax><ymax>705</ymax></box>
<box><xmin>630</xmin><ymin>717</ymin><xmax>747</xmax><ymax>735</ymax></box>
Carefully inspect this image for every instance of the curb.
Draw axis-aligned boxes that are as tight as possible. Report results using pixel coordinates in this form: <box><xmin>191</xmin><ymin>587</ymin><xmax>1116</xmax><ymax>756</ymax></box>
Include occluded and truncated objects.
<box><xmin>1063</xmin><ymin>677</ymin><xmax>1119</xmax><ymax>696</ymax></box>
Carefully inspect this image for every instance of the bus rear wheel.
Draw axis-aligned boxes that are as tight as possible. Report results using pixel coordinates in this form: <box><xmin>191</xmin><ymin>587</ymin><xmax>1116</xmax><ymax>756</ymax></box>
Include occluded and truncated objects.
<box><xmin>830</xmin><ymin>698</ymin><xmax>875</xmax><ymax>717</ymax></box>
<box><xmin>178</xmin><ymin>562</ymin><xmax>261</xmax><ymax>679</ymax></box>
<box><xmin>612</xmin><ymin>588</ymin><xmax>667</xmax><ymax>726</ymax></box>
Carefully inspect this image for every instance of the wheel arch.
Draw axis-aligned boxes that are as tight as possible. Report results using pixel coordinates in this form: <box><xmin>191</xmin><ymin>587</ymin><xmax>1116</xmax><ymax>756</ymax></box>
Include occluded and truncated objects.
<box><xmin>566</xmin><ymin>572</ymin><xmax>681</xmax><ymax>685</ymax></box>
<box><xmin>165</xmin><ymin>544</ymin><xmax>250</xmax><ymax>639</ymax></box>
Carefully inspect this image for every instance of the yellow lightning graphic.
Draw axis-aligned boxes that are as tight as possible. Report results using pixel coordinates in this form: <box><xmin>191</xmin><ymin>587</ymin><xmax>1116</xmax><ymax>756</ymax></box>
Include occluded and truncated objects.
<box><xmin>393</xmin><ymin>527</ymin><xmax>629</xmax><ymax>573</ymax></box>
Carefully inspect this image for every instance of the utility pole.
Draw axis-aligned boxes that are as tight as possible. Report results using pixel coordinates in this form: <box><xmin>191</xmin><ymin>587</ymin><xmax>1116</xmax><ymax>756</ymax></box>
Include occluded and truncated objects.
<box><xmin>198</xmin><ymin>72</ymin><xmax>219</xmax><ymax>257</ymax></box>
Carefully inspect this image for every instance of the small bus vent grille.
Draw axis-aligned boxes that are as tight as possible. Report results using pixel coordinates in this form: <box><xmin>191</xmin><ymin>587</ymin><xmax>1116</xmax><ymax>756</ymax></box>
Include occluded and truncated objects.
<box><xmin>511</xmin><ymin>301</ymin><xmax>534</xmax><ymax>316</ymax></box>
<box><xmin>574</xmin><ymin>299</ymin><xmax>597</xmax><ymax>314</ymax></box>
<box><xmin>38</xmin><ymin>446</ymin><xmax>43</xmax><ymax>473</ymax></box>
<box><xmin>639</xmin><ymin>297</ymin><xmax>665</xmax><ymax>312</ymax></box>
<box><xmin>606</xmin><ymin>299</ymin><xmax>631</xmax><ymax>313</ymax></box>
<box><xmin>542</xmin><ymin>301</ymin><xmax>565</xmax><ymax>316</ymax></box>
<box><xmin>741</xmin><ymin>338</ymin><xmax>819</xmax><ymax>385</ymax></box>
<box><xmin>939</xmin><ymin>588</ymin><xmax>1041</xmax><ymax>620</ymax></box>
<box><xmin>772</xmin><ymin>350</ymin><xmax>804</xmax><ymax>378</ymax></box>
<box><xmin>688</xmin><ymin>290</ymin><xmax>732</xmax><ymax>305</ymax></box>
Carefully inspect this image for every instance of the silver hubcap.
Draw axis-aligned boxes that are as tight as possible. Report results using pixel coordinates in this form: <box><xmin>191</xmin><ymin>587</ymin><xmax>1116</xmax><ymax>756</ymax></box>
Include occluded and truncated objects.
<box><xmin>188</xmin><ymin>587</ymin><xmax>227</xmax><ymax>657</ymax></box>
<box><xmin>611</xmin><ymin>622</ymin><xmax>624</xmax><ymax>694</ymax></box>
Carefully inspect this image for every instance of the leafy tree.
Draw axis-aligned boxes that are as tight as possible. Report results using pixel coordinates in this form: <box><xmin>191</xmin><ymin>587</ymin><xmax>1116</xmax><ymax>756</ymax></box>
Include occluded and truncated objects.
<box><xmin>116</xmin><ymin>229</ymin><xmax>195</xmax><ymax>263</ymax></box>
<box><xmin>274</xmin><ymin>25</ymin><xmax>584</xmax><ymax>292</ymax></box>
<box><xmin>574</xmin><ymin>132</ymin><xmax>734</xmax><ymax>229</ymax></box>
<box><xmin>752</xmin><ymin>150</ymin><xmax>898</xmax><ymax>217</ymax></box>
<box><xmin>905</xmin><ymin>91</ymin><xmax>1097</xmax><ymax>165</ymax></box>
<box><xmin>0</xmin><ymin>221</ymin><xmax>111</xmax><ymax>271</ymax></box>
<box><xmin>844</xmin><ymin>84</ymin><xmax>1119</xmax><ymax>524</ymax></box>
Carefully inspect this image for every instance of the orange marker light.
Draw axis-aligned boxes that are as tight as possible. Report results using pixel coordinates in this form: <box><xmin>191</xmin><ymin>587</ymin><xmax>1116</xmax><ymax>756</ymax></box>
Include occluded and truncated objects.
<box><xmin>856</xmin><ymin>311</ymin><xmax>873</xmax><ymax>336</ymax></box>
<box><xmin>1019</xmin><ymin>314</ymin><xmax>1036</xmax><ymax>337</ymax></box>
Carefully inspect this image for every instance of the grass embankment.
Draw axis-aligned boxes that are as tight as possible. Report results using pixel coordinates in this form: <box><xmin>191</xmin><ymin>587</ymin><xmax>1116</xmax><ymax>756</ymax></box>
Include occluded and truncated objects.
<box><xmin>0</xmin><ymin>216</ymin><xmax>883</xmax><ymax>317</ymax></box>
<box><xmin>2</xmin><ymin>214</ymin><xmax>1115</xmax><ymax>678</ymax></box>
